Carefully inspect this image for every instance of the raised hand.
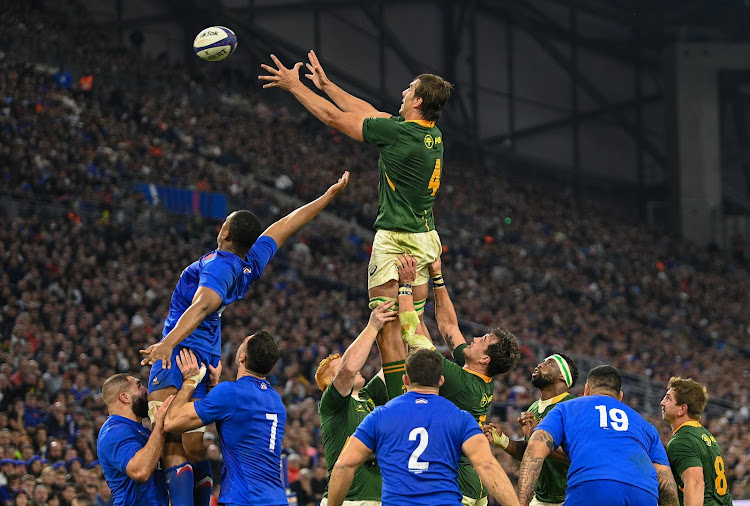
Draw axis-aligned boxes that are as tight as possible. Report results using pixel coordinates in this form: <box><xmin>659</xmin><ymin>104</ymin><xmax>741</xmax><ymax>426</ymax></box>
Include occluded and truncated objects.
<box><xmin>397</xmin><ymin>254</ymin><xmax>417</xmax><ymax>284</ymax></box>
<box><xmin>368</xmin><ymin>300</ymin><xmax>397</xmax><ymax>332</ymax></box>
<box><xmin>207</xmin><ymin>361</ymin><xmax>222</xmax><ymax>388</ymax></box>
<box><xmin>326</xmin><ymin>171</ymin><xmax>350</xmax><ymax>198</ymax></box>
<box><xmin>152</xmin><ymin>395</ymin><xmax>174</xmax><ymax>432</ymax></box>
<box><xmin>258</xmin><ymin>54</ymin><xmax>304</xmax><ymax>91</ymax></box>
<box><xmin>304</xmin><ymin>50</ymin><xmax>331</xmax><ymax>90</ymax></box>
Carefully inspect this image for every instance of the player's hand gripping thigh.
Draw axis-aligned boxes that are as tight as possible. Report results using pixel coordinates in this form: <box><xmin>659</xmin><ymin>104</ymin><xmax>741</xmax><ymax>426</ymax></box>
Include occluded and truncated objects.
<box><xmin>369</xmin><ymin>280</ymin><xmax>404</xmax><ymax>363</ymax></box>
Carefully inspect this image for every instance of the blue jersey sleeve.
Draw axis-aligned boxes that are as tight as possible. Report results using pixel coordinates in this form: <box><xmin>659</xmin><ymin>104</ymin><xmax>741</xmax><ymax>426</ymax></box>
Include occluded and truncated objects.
<box><xmin>98</xmin><ymin>426</ymin><xmax>144</xmax><ymax>474</ymax></box>
<box><xmin>459</xmin><ymin>410</ymin><xmax>483</xmax><ymax>444</ymax></box>
<box><xmin>199</xmin><ymin>257</ymin><xmax>236</xmax><ymax>301</ymax></box>
<box><xmin>535</xmin><ymin>404</ymin><xmax>564</xmax><ymax>448</ymax></box>
<box><xmin>248</xmin><ymin>235</ymin><xmax>278</xmax><ymax>275</ymax></box>
<box><xmin>646</xmin><ymin>425</ymin><xmax>670</xmax><ymax>466</ymax></box>
<box><xmin>194</xmin><ymin>382</ymin><xmax>238</xmax><ymax>425</ymax></box>
<box><xmin>352</xmin><ymin>409</ymin><xmax>379</xmax><ymax>452</ymax></box>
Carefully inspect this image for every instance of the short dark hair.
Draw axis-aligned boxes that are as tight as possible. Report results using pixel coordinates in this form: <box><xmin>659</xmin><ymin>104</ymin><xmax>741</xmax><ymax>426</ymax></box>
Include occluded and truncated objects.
<box><xmin>102</xmin><ymin>374</ymin><xmax>131</xmax><ymax>405</ymax></box>
<box><xmin>587</xmin><ymin>365</ymin><xmax>622</xmax><ymax>394</ymax></box>
<box><xmin>405</xmin><ymin>348</ymin><xmax>443</xmax><ymax>387</ymax></box>
<box><xmin>229</xmin><ymin>210</ymin><xmax>262</xmax><ymax>252</ymax></box>
<box><xmin>244</xmin><ymin>331</ymin><xmax>280</xmax><ymax>375</ymax></box>
<box><xmin>414</xmin><ymin>74</ymin><xmax>453</xmax><ymax>122</ymax></box>
<box><xmin>557</xmin><ymin>352</ymin><xmax>579</xmax><ymax>388</ymax></box>
<box><xmin>485</xmin><ymin>328</ymin><xmax>520</xmax><ymax>377</ymax></box>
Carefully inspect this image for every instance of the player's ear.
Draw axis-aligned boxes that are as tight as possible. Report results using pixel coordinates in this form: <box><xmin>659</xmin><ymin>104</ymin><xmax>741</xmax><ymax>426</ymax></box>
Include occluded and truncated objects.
<box><xmin>438</xmin><ymin>375</ymin><xmax>444</xmax><ymax>388</ymax></box>
<box><xmin>583</xmin><ymin>382</ymin><xmax>591</xmax><ymax>396</ymax></box>
<box><xmin>413</xmin><ymin>96</ymin><xmax>423</xmax><ymax>109</ymax></box>
<box><xmin>402</xmin><ymin>374</ymin><xmax>410</xmax><ymax>388</ymax></box>
<box><xmin>617</xmin><ymin>391</ymin><xmax>624</xmax><ymax>402</ymax></box>
<box><xmin>119</xmin><ymin>391</ymin><xmax>130</xmax><ymax>405</ymax></box>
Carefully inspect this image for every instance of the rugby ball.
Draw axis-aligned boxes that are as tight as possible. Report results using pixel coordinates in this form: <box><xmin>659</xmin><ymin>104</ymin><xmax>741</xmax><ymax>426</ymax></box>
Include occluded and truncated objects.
<box><xmin>193</xmin><ymin>26</ymin><xmax>238</xmax><ymax>62</ymax></box>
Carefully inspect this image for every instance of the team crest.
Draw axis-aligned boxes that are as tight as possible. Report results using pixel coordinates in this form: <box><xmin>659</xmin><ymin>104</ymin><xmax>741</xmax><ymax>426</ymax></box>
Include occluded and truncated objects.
<box><xmin>424</xmin><ymin>134</ymin><xmax>434</xmax><ymax>149</ymax></box>
<box><xmin>152</xmin><ymin>378</ymin><xmax>159</xmax><ymax>385</ymax></box>
<box><xmin>260</xmin><ymin>382</ymin><xmax>267</xmax><ymax>390</ymax></box>
<box><xmin>701</xmin><ymin>434</ymin><xmax>712</xmax><ymax>446</ymax></box>
<box><xmin>243</xmin><ymin>267</ymin><xmax>252</xmax><ymax>274</ymax></box>
<box><xmin>480</xmin><ymin>393</ymin><xmax>493</xmax><ymax>407</ymax></box>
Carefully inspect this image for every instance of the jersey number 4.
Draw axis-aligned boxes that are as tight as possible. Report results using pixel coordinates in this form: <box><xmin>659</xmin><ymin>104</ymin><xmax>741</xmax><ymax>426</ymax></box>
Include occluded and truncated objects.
<box><xmin>408</xmin><ymin>427</ymin><xmax>430</xmax><ymax>473</ymax></box>
<box><xmin>428</xmin><ymin>160</ymin><xmax>441</xmax><ymax>196</ymax></box>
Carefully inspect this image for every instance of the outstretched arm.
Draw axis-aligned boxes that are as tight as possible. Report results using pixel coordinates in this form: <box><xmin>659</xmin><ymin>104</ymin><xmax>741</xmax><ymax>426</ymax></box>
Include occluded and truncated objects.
<box><xmin>463</xmin><ymin>433</ymin><xmax>520</xmax><ymax>506</ymax></box>
<box><xmin>259</xmin><ymin>55</ymin><xmax>388</xmax><ymax>141</ymax></box>
<box><xmin>139</xmin><ymin>286</ymin><xmax>222</xmax><ymax>368</ymax></box>
<box><xmin>429</xmin><ymin>258</ymin><xmax>466</xmax><ymax>352</ymax></box>
<box><xmin>262</xmin><ymin>171</ymin><xmax>349</xmax><ymax>248</ymax></box>
<box><xmin>517</xmin><ymin>429</ymin><xmax>556</xmax><ymax>506</ymax></box>
<box><xmin>655</xmin><ymin>463</ymin><xmax>680</xmax><ymax>506</ymax></box>
<box><xmin>305</xmin><ymin>50</ymin><xmax>383</xmax><ymax>115</ymax></box>
<box><xmin>332</xmin><ymin>302</ymin><xmax>397</xmax><ymax>396</ymax></box>
<box><xmin>125</xmin><ymin>396</ymin><xmax>174</xmax><ymax>482</ymax></box>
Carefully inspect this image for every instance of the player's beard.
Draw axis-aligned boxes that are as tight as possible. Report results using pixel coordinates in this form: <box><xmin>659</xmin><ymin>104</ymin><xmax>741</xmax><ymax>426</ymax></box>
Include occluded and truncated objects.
<box><xmin>132</xmin><ymin>392</ymin><xmax>150</xmax><ymax>419</ymax></box>
<box><xmin>531</xmin><ymin>373</ymin><xmax>554</xmax><ymax>389</ymax></box>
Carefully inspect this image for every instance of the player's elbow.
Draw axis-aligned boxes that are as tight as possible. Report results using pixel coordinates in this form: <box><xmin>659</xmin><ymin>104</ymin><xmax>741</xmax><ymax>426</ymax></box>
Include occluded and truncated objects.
<box><xmin>127</xmin><ymin>466</ymin><xmax>150</xmax><ymax>483</ymax></box>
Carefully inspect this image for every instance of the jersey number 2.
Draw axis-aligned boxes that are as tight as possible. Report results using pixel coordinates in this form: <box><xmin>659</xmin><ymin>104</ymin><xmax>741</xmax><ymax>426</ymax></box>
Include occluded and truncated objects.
<box><xmin>266</xmin><ymin>413</ymin><xmax>278</xmax><ymax>451</ymax></box>
<box><xmin>428</xmin><ymin>160</ymin><xmax>441</xmax><ymax>196</ymax></box>
<box><xmin>408</xmin><ymin>427</ymin><xmax>429</xmax><ymax>472</ymax></box>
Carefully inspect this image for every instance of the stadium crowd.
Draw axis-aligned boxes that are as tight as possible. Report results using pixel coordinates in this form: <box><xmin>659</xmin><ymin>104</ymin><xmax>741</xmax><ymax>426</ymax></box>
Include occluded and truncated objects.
<box><xmin>1</xmin><ymin>1</ymin><xmax>750</xmax><ymax>504</ymax></box>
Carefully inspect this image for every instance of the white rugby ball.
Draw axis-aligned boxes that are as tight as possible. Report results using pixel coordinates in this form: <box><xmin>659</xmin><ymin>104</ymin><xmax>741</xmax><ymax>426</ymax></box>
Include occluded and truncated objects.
<box><xmin>193</xmin><ymin>26</ymin><xmax>238</xmax><ymax>62</ymax></box>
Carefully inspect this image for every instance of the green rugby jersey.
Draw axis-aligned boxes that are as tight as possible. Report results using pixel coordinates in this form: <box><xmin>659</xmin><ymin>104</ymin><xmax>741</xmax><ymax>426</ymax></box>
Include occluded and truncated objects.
<box><xmin>437</xmin><ymin>344</ymin><xmax>494</xmax><ymax>499</ymax></box>
<box><xmin>526</xmin><ymin>393</ymin><xmax>575</xmax><ymax>503</ymax></box>
<box><xmin>667</xmin><ymin>421</ymin><xmax>733</xmax><ymax>506</ymax></box>
<box><xmin>362</xmin><ymin>116</ymin><xmax>443</xmax><ymax>233</ymax></box>
<box><xmin>318</xmin><ymin>375</ymin><xmax>388</xmax><ymax>501</ymax></box>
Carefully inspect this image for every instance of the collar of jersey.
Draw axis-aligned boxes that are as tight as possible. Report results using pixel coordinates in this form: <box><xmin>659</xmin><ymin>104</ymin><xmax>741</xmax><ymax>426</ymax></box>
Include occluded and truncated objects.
<box><xmin>463</xmin><ymin>366</ymin><xmax>492</xmax><ymax>383</ymax></box>
<box><xmin>405</xmin><ymin>119</ymin><xmax>435</xmax><ymax>128</ymax></box>
<box><xmin>673</xmin><ymin>420</ymin><xmax>701</xmax><ymax>434</ymax></box>
<box><xmin>536</xmin><ymin>392</ymin><xmax>571</xmax><ymax>412</ymax></box>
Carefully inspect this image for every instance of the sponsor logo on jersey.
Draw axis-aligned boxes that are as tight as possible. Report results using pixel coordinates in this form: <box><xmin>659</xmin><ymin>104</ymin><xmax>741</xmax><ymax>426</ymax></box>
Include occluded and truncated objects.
<box><xmin>702</xmin><ymin>433</ymin><xmax>713</xmax><ymax>446</ymax></box>
<box><xmin>369</xmin><ymin>265</ymin><xmax>377</xmax><ymax>277</ymax></box>
<box><xmin>152</xmin><ymin>378</ymin><xmax>159</xmax><ymax>385</ymax></box>
<box><xmin>366</xmin><ymin>399</ymin><xmax>376</xmax><ymax>412</ymax></box>
<box><xmin>260</xmin><ymin>382</ymin><xmax>267</xmax><ymax>390</ymax></box>
<box><xmin>416</xmin><ymin>398</ymin><xmax>428</xmax><ymax>404</ymax></box>
<box><xmin>424</xmin><ymin>134</ymin><xmax>434</xmax><ymax>149</ymax></box>
<box><xmin>243</xmin><ymin>267</ymin><xmax>252</xmax><ymax>274</ymax></box>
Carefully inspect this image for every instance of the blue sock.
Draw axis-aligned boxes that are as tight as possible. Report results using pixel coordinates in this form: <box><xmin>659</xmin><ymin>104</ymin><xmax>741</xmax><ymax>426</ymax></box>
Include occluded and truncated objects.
<box><xmin>165</xmin><ymin>461</ymin><xmax>194</xmax><ymax>506</ymax></box>
<box><xmin>192</xmin><ymin>459</ymin><xmax>213</xmax><ymax>506</ymax></box>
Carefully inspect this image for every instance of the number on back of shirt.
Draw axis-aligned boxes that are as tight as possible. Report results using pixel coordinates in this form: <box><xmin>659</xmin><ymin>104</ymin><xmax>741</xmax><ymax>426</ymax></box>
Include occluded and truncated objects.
<box><xmin>266</xmin><ymin>413</ymin><xmax>278</xmax><ymax>451</ymax></box>
<box><xmin>408</xmin><ymin>427</ymin><xmax>430</xmax><ymax>473</ymax></box>
<box><xmin>595</xmin><ymin>405</ymin><xmax>629</xmax><ymax>431</ymax></box>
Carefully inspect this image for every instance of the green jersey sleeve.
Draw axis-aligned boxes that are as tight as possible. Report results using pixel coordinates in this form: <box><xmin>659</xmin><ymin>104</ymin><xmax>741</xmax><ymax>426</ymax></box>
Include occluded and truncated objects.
<box><xmin>436</xmin><ymin>348</ymin><xmax>469</xmax><ymax>399</ymax></box>
<box><xmin>452</xmin><ymin>343</ymin><xmax>468</xmax><ymax>366</ymax></box>
<box><xmin>362</xmin><ymin>116</ymin><xmax>402</xmax><ymax>146</ymax></box>
<box><xmin>359</xmin><ymin>375</ymin><xmax>389</xmax><ymax>407</ymax></box>
<box><xmin>318</xmin><ymin>383</ymin><xmax>350</xmax><ymax>419</ymax></box>
<box><xmin>667</xmin><ymin>437</ymin><xmax>703</xmax><ymax>477</ymax></box>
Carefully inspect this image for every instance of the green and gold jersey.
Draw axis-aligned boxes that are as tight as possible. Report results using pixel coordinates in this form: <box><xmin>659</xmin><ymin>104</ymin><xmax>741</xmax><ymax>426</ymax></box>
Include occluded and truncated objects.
<box><xmin>437</xmin><ymin>344</ymin><xmax>494</xmax><ymax>499</ymax></box>
<box><xmin>526</xmin><ymin>393</ymin><xmax>575</xmax><ymax>503</ymax></box>
<box><xmin>318</xmin><ymin>375</ymin><xmax>388</xmax><ymax>501</ymax></box>
<box><xmin>362</xmin><ymin>116</ymin><xmax>443</xmax><ymax>233</ymax></box>
<box><xmin>667</xmin><ymin>421</ymin><xmax>733</xmax><ymax>506</ymax></box>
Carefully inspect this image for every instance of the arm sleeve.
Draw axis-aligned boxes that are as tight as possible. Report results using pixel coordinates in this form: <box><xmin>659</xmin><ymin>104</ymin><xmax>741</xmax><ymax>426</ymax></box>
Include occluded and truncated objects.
<box><xmin>535</xmin><ymin>406</ymin><xmax>563</xmax><ymax>448</ymax></box>
<box><xmin>359</xmin><ymin>375</ymin><xmax>388</xmax><ymax>407</ymax></box>
<box><xmin>319</xmin><ymin>383</ymin><xmax>351</xmax><ymax>418</ymax></box>
<box><xmin>199</xmin><ymin>258</ymin><xmax>235</xmax><ymax>301</ymax></box>
<box><xmin>362</xmin><ymin>117</ymin><xmax>401</xmax><ymax>146</ymax></box>
<box><xmin>351</xmin><ymin>409</ymin><xmax>378</xmax><ymax>452</ymax></box>
<box><xmin>436</xmin><ymin>350</ymin><xmax>469</xmax><ymax>398</ymax></box>
<box><xmin>647</xmin><ymin>426</ymin><xmax>670</xmax><ymax>466</ymax></box>
<box><xmin>194</xmin><ymin>382</ymin><xmax>237</xmax><ymax>425</ymax></box>
<box><xmin>248</xmin><ymin>235</ymin><xmax>279</xmax><ymax>278</ymax></box>
<box><xmin>665</xmin><ymin>438</ymin><xmax>698</xmax><ymax>474</ymax></box>
<box><xmin>452</xmin><ymin>344</ymin><xmax>468</xmax><ymax>366</ymax></box>
<box><xmin>98</xmin><ymin>428</ymin><xmax>144</xmax><ymax>474</ymax></box>
<box><xmin>460</xmin><ymin>410</ymin><xmax>483</xmax><ymax>444</ymax></box>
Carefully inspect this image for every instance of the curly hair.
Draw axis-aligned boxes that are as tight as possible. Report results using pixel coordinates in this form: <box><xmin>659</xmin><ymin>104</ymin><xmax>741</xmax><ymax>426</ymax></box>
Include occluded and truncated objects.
<box><xmin>485</xmin><ymin>327</ymin><xmax>520</xmax><ymax>377</ymax></box>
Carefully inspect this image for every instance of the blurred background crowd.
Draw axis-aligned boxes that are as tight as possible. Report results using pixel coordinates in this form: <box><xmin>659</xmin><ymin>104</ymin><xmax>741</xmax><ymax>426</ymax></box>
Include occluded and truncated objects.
<box><xmin>1</xmin><ymin>1</ymin><xmax>749</xmax><ymax>505</ymax></box>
